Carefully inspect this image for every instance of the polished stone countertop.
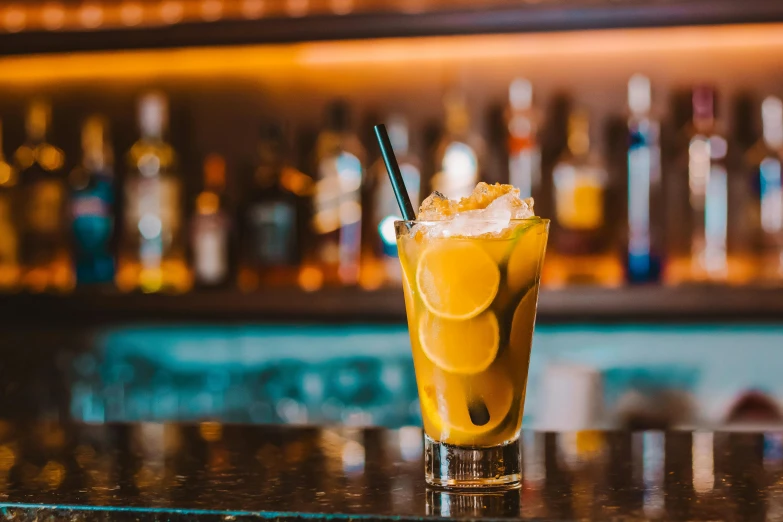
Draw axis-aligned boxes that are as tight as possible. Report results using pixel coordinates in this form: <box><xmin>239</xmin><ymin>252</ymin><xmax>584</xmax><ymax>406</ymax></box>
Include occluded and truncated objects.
<box><xmin>0</xmin><ymin>422</ymin><xmax>781</xmax><ymax>520</ymax></box>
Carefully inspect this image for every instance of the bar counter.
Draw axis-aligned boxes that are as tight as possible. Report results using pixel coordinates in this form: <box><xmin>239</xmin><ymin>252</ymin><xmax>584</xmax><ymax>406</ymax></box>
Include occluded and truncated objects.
<box><xmin>0</xmin><ymin>422</ymin><xmax>780</xmax><ymax>520</ymax></box>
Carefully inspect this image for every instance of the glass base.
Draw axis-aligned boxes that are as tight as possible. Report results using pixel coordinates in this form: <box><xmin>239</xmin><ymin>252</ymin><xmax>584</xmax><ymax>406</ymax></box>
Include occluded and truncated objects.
<box><xmin>424</xmin><ymin>435</ymin><xmax>521</xmax><ymax>489</ymax></box>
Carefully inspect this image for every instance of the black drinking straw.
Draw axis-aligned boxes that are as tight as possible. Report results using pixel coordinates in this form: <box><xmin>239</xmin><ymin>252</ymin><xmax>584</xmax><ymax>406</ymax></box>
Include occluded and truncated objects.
<box><xmin>374</xmin><ymin>124</ymin><xmax>416</xmax><ymax>221</ymax></box>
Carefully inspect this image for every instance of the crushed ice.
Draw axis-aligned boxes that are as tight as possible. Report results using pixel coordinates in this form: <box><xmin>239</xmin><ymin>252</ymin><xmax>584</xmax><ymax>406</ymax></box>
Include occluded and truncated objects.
<box><xmin>414</xmin><ymin>183</ymin><xmax>535</xmax><ymax>238</ymax></box>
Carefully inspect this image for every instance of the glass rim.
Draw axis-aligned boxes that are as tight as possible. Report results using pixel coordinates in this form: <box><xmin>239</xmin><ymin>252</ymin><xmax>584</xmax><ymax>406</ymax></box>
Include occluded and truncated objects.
<box><xmin>395</xmin><ymin>217</ymin><xmax>550</xmax><ymax>225</ymax></box>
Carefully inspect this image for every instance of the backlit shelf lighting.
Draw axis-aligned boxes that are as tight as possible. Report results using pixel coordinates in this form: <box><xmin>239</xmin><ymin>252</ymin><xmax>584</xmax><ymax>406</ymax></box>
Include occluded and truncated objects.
<box><xmin>0</xmin><ymin>23</ymin><xmax>783</xmax><ymax>84</ymax></box>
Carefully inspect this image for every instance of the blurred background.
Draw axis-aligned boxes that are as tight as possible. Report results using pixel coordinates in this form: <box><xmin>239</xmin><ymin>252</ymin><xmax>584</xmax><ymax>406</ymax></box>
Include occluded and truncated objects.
<box><xmin>1</xmin><ymin>0</ymin><xmax>783</xmax><ymax>432</ymax></box>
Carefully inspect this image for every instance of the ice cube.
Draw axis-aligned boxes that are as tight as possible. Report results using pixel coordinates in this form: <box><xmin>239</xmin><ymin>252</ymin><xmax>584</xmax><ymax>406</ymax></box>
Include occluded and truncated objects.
<box><xmin>486</xmin><ymin>192</ymin><xmax>536</xmax><ymax>220</ymax></box>
<box><xmin>418</xmin><ymin>191</ymin><xmax>457</xmax><ymax>221</ymax></box>
<box><xmin>414</xmin><ymin>183</ymin><xmax>537</xmax><ymax>238</ymax></box>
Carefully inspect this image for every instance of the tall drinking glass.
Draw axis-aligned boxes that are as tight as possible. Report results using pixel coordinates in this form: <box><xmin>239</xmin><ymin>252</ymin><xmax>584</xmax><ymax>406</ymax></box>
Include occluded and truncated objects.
<box><xmin>396</xmin><ymin>218</ymin><xmax>548</xmax><ymax>488</ymax></box>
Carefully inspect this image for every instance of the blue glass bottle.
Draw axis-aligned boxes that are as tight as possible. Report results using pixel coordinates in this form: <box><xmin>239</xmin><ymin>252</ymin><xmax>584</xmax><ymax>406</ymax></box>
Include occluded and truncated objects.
<box><xmin>626</xmin><ymin>75</ymin><xmax>663</xmax><ymax>283</ymax></box>
<box><xmin>70</xmin><ymin>116</ymin><xmax>115</xmax><ymax>285</ymax></box>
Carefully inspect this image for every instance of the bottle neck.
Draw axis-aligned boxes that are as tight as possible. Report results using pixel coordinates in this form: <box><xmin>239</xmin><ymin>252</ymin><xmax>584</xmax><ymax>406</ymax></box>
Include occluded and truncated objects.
<box><xmin>26</xmin><ymin>104</ymin><xmax>49</xmax><ymax>144</ymax></box>
<box><xmin>82</xmin><ymin>118</ymin><xmax>110</xmax><ymax>173</ymax></box>
<box><xmin>203</xmin><ymin>154</ymin><xmax>226</xmax><ymax>193</ymax></box>
<box><xmin>567</xmin><ymin>112</ymin><xmax>590</xmax><ymax>157</ymax></box>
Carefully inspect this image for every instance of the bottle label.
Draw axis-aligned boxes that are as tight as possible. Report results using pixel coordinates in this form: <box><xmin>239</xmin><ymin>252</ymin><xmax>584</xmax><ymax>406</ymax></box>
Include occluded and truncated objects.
<box><xmin>125</xmin><ymin>177</ymin><xmax>180</xmax><ymax>235</ymax></box>
<box><xmin>27</xmin><ymin>180</ymin><xmax>63</xmax><ymax>233</ymax></box>
<box><xmin>249</xmin><ymin>201</ymin><xmax>295</xmax><ymax>265</ymax></box>
<box><xmin>627</xmin><ymin>145</ymin><xmax>661</xmax><ymax>256</ymax></box>
<box><xmin>72</xmin><ymin>194</ymin><xmax>113</xmax><ymax>252</ymax></box>
<box><xmin>704</xmin><ymin>165</ymin><xmax>728</xmax><ymax>274</ymax></box>
<box><xmin>193</xmin><ymin>216</ymin><xmax>228</xmax><ymax>284</ymax></box>
<box><xmin>554</xmin><ymin>165</ymin><xmax>605</xmax><ymax>230</ymax></box>
<box><xmin>760</xmin><ymin>157</ymin><xmax>783</xmax><ymax>235</ymax></box>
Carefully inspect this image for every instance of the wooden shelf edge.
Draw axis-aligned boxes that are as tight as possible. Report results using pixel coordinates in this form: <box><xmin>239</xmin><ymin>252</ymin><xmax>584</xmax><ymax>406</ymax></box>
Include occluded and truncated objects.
<box><xmin>1</xmin><ymin>0</ymin><xmax>782</xmax><ymax>56</ymax></box>
<box><xmin>0</xmin><ymin>286</ymin><xmax>782</xmax><ymax>326</ymax></box>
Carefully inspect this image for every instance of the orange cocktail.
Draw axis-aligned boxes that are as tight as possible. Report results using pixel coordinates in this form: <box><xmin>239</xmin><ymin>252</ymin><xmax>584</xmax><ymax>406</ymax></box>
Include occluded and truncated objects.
<box><xmin>396</xmin><ymin>183</ymin><xmax>548</xmax><ymax>488</ymax></box>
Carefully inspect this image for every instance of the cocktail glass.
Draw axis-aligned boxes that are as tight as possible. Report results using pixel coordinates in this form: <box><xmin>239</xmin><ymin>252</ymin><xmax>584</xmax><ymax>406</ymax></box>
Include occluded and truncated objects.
<box><xmin>396</xmin><ymin>218</ymin><xmax>548</xmax><ymax>488</ymax></box>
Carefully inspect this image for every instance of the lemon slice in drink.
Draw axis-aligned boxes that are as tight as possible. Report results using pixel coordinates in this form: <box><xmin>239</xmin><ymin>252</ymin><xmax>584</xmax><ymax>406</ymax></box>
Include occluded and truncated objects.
<box><xmin>418</xmin><ymin>311</ymin><xmax>499</xmax><ymax>375</ymax></box>
<box><xmin>418</xmin><ymin>368</ymin><xmax>513</xmax><ymax>446</ymax></box>
<box><xmin>507</xmin><ymin>221</ymin><xmax>548</xmax><ymax>293</ymax></box>
<box><xmin>416</xmin><ymin>241</ymin><xmax>500</xmax><ymax>320</ymax></box>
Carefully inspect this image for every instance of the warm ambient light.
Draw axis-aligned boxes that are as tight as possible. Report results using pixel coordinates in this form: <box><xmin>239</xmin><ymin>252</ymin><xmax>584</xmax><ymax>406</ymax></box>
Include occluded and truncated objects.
<box><xmin>3</xmin><ymin>6</ymin><xmax>26</xmax><ymax>33</ymax></box>
<box><xmin>120</xmin><ymin>1</ymin><xmax>144</xmax><ymax>26</ymax></box>
<box><xmin>1</xmin><ymin>23</ymin><xmax>783</xmax><ymax>84</ymax></box>
<box><xmin>41</xmin><ymin>2</ymin><xmax>65</xmax><ymax>30</ymax></box>
<box><xmin>161</xmin><ymin>1</ymin><xmax>185</xmax><ymax>24</ymax></box>
<box><xmin>201</xmin><ymin>0</ymin><xmax>223</xmax><ymax>21</ymax></box>
<box><xmin>79</xmin><ymin>2</ymin><xmax>104</xmax><ymax>28</ymax></box>
<box><xmin>241</xmin><ymin>0</ymin><xmax>265</xmax><ymax>18</ymax></box>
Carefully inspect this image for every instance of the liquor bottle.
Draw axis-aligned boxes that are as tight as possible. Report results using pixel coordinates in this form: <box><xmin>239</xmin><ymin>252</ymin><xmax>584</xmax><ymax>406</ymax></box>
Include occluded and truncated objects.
<box><xmin>549</xmin><ymin>109</ymin><xmax>620</xmax><ymax>286</ymax></box>
<box><xmin>685</xmin><ymin>86</ymin><xmax>729</xmax><ymax>282</ymax></box>
<box><xmin>0</xmin><ymin>120</ymin><xmax>19</xmax><ymax>290</ymax></box>
<box><xmin>431</xmin><ymin>91</ymin><xmax>483</xmax><ymax>199</ymax></box>
<box><xmin>506</xmin><ymin>78</ymin><xmax>541</xmax><ymax>199</ymax></box>
<box><xmin>116</xmin><ymin>91</ymin><xmax>191</xmax><ymax>293</ymax></box>
<box><xmin>747</xmin><ymin>96</ymin><xmax>783</xmax><ymax>281</ymax></box>
<box><xmin>14</xmin><ymin>100</ymin><xmax>72</xmax><ymax>293</ymax></box>
<box><xmin>70</xmin><ymin>115</ymin><xmax>115</xmax><ymax>286</ymax></box>
<box><xmin>191</xmin><ymin>154</ymin><xmax>231</xmax><ymax>288</ymax></box>
<box><xmin>625</xmin><ymin>74</ymin><xmax>663</xmax><ymax>284</ymax></box>
<box><xmin>239</xmin><ymin>124</ymin><xmax>311</xmax><ymax>291</ymax></box>
<box><xmin>368</xmin><ymin>114</ymin><xmax>421</xmax><ymax>287</ymax></box>
<box><xmin>310</xmin><ymin>100</ymin><xmax>365</xmax><ymax>287</ymax></box>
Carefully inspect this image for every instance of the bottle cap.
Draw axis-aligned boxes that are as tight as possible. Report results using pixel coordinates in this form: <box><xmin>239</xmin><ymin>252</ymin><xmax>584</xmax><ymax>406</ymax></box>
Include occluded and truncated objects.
<box><xmin>762</xmin><ymin>96</ymin><xmax>783</xmax><ymax>148</ymax></box>
<box><xmin>509</xmin><ymin>78</ymin><xmax>533</xmax><ymax>110</ymax></box>
<box><xmin>138</xmin><ymin>91</ymin><xmax>168</xmax><ymax>138</ymax></box>
<box><xmin>628</xmin><ymin>74</ymin><xmax>651</xmax><ymax>115</ymax></box>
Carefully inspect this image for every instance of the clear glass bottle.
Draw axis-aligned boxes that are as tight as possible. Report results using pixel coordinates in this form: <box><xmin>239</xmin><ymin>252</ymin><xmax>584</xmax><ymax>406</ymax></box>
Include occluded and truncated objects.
<box><xmin>239</xmin><ymin>124</ymin><xmax>312</xmax><ymax>290</ymax></box>
<box><xmin>549</xmin><ymin>109</ymin><xmax>620</xmax><ymax>286</ymax></box>
<box><xmin>309</xmin><ymin>100</ymin><xmax>365</xmax><ymax>287</ymax></box>
<box><xmin>368</xmin><ymin>114</ymin><xmax>420</xmax><ymax>287</ymax></box>
<box><xmin>431</xmin><ymin>91</ymin><xmax>483</xmax><ymax>200</ymax></box>
<box><xmin>748</xmin><ymin>96</ymin><xmax>783</xmax><ymax>282</ymax></box>
<box><xmin>0</xmin><ymin>119</ymin><xmax>19</xmax><ymax>290</ymax></box>
<box><xmin>70</xmin><ymin>115</ymin><xmax>115</xmax><ymax>286</ymax></box>
<box><xmin>14</xmin><ymin>100</ymin><xmax>72</xmax><ymax>293</ymax></box>
<box><xmin>685</xmin><ymin>86</ymin><xmax>729</xmax><ymax>282</ymax></box>
<box><xmin>116</xmin><ymin>91</ymin><xmax>191</xmax><ymax>293</ymax></box>
<box><xmin>191</xmin><ymin>154</ymin><xmax>231</xmax><ymax>289</ymax></box>
<box><xmin>626</xmin><ymin>74</ymin><xmax>663</xmax><ymax>284</ymax></box>
<box><xmin>506</xmin><ymin>78</ymin><xmax>541</xmax><ymax>199</ymax></box>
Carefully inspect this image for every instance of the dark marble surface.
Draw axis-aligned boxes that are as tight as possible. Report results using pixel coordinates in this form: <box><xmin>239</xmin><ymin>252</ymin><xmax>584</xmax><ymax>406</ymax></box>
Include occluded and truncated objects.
<box><xmin>0</xmin><ymin>423</ymin><xmax>782</xmax><ymax>520</ymax></box>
